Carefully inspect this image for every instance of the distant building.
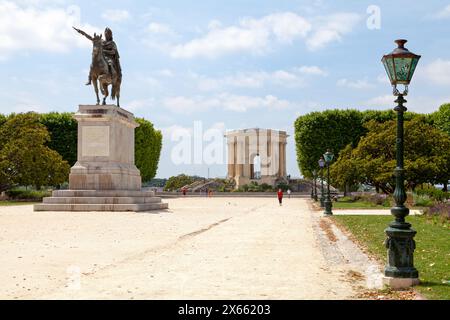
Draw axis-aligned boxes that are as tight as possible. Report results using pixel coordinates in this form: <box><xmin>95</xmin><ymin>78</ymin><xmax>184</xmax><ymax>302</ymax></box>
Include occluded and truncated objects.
<box><xmin>225</xmin><ymin>128</ymin><xmax>288</xmax><ymax>188</ymax></box>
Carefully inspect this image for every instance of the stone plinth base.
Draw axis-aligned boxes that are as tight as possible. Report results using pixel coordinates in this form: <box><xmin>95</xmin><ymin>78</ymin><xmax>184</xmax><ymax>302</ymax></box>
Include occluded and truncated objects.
<box><xmin>34</xmin><ymin>190</ymin><xmax>168</xmax><ymax>212</ymax></box>
<box><xmin>382</xmin><ymin>277</ymin><xmax>419</xmax><ymax>289</ymax></box>
<box><xmin>69</xmin><ymin>162</ymin><xmax>141</xmax><ymax>190</ymax></box>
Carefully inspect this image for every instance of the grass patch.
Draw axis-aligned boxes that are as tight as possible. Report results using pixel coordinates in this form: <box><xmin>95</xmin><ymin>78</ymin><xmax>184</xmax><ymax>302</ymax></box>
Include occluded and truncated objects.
<box><xmin>332</xmin><ymin>201</ymin><xmax>387</xmax><ymax>209</ymax></box>
<box><xmin>0</xmin><ymin>201</ymin><xmax>38</xmax><ymax>206</ymax></box>
<box><xmin>333</xmin><ymin>215</ymin><xmax>450</xmax><ymax>300</ymax></box>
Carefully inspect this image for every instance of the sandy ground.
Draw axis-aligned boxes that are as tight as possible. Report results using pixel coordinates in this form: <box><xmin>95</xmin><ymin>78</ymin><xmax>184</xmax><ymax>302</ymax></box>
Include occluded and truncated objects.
<box><xmin>0</xmin><ymin>197</ymin><xmax>380</xmax><ymax>300</ymax></box>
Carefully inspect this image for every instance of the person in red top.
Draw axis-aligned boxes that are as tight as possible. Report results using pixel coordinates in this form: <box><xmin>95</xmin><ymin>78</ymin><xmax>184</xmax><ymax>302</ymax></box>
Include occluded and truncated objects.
<box><xmin>277</xmin><ymin>188</ymin><xmax>283</xmax><ymax>206</ymax></box>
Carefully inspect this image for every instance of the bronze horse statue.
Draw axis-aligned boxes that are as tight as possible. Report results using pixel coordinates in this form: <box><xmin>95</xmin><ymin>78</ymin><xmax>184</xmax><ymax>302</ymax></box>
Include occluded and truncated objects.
<box><xmin>91</xmin><ymin>33</ymin><xmax>121</xmax><ymax>107</ymax></box>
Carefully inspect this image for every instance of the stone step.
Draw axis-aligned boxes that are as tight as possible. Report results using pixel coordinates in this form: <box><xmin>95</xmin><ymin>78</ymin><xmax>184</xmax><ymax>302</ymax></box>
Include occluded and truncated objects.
<box><xmin>42</xmin><ymin>197</ymin><xmax>163</xmax><ymax>205</ymax></box>
<box><xmin>34</xmin><ymin>202</ymin><xmax>168</xmax><ymax>212</ymax></box>
<box><xmin>52</xmin><ymin>190</ymin><xmax>155</xmax><ymax>198</ymax></box>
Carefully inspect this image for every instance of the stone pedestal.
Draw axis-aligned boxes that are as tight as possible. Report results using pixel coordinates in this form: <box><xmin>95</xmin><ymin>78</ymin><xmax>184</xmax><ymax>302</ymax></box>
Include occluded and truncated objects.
<box><xmin>69</xmin><ymin>105</ymin><xmax>141</xmax><ymax>190</ymax></box>
<box><xmin>34</xmin><ymin>105</ymin><xmax>167</xmax><ymax>212</ymax></box>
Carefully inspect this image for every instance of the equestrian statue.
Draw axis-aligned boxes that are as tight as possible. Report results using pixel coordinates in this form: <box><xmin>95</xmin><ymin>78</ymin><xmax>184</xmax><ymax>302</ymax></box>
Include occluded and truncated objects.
<box><xmin>73</xmin><ymin>26</ymin><xmax>122</xmax><ymax>107</ymax></box>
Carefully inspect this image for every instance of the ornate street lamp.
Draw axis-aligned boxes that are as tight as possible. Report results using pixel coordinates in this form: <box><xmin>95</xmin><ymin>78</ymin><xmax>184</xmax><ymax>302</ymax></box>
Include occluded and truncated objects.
<box><xmin>381</xmin><ymin>39</ymin><xmax>420</xmax><ymax>288</ymax></box>
<box><xmin>323</xmin><ymin>150</ymin><xmax>334</xmax><ymax>216</ymax></box>
<box><xmin>313</xmin><ymin>169</ymin><xmax>318</xmax><ymax>201</ymax></box>
<box><xmin>318</xmin><ymin>157</ymin><xmax>325</xmax><ymax>207</ymax></box>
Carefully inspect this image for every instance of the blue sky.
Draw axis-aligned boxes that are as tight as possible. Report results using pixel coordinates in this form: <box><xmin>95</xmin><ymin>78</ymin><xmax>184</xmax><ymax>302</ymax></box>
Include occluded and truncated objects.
<box><xmin>1</xmin><ymin>0</ymin><xmax>450</xmax><ymax>178</ymax></box>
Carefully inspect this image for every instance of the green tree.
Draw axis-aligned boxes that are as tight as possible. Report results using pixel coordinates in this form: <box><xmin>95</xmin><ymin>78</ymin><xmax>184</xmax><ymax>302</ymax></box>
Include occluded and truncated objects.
<box><xmin>335</xmin><ymin>118</ymin><xmax>450</xmax><ymax>194</ymax></box>
<box><xmin>294</xmin><ymin>109</ymin><xmax>366</xmax><ymax>178</ymax></box>
<box><xmin>329</xmin><ymin>144</ymin><xmax>362</xmax><ymax>195</ymax></box>
<box><xmin>294</xmin><ymin>109</ymin><xmax>422</xmax><ymax>178</ymax></box>
<box><xmin>40</xmin><ymin>112</ymin><xmax>78</xmax><ymax>166</ymax></box>
<box><xmin>0</xmin><ymin>113</ymin><xmax>70</xmax><ymax>191</ymax></box>
<box><xmin>135</xmin><ymin>118</ymin><xmax>163</xmax><ymax>182</ymax></box>
<box><xmin>431</xmin><ymin>103</ymin><xmax>450</xmax><ymax>136</ymax></box>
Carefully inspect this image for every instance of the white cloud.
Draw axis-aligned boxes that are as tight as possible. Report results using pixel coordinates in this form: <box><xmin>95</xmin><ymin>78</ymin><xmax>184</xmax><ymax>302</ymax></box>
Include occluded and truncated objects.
<box><xmin>296</xmin><ymin>65</ymin><xmax>328</xmax><ymax>76</ymax></box>
<box><xmin>0</xmin><ymin>1</ymin><xmax>98</xmax><ymax>58</ymax></box>
<box><xmin>162</xmin><ymin>93</ymin><xmax>293</xmax><ymax>114</ymax></box>
<box><xmin>377</xmin><ymin>73</ymin><xmax>390</xmax><ymax>85</ymax></box>
<box><xmin>421</xmin><ymin>59</ymin><xmax>450</xmax><ymax>85</ymax></box>
<box><xmin>127</xmin><ymin>98</ymin><xmax>155</xmax><ymax>112</ymax></box>
<box><xmin>365</xmin><ymin>94</ymin><xmax>393</xmax><ymax>107</ymax></box>
<box><xmin>430</xmin><ymin>5</ymin><xmax>450</xmax><ymax>20</ymax></box>
<box><xmin>364</xmin><ymin>93</ymin><xmax>450</xmax><ymax>113</ymax></box>
<box><xmin>142</xmin><ymin>21</ymin><xmax>178</xmax><ymax>51</ymax></box>
<box><xmin>170</xmin><ymin>12</ymin><xmax>312</xmax><ymax>59</ymax></box>
<box><xmin>192</xmin><ymin>66</ymin><xmax>326</xmax><ymax>92</ymax></box>
<box><xmin>157</xmin><ymin>69</ymin><xmax>174</xmax><ymax>77</ymax></box>
<box><xmin>148</xmin><ymin>22</ymin><xmax>176</xmax><ymax>35</ymax></box>
<box><xmin>337</xmin><ymin>78</ymin><xmax>373</xmax><ymax>89</ymax></box>
<box><xmin>219</xmin><ymin>93</ymin><xmax>292</xmax><ymax>112</ymax></box>
<box><xmin>195</xmin><ymin>70</ymin><xmax>305</xmax><ymax>91</ymax></box>
<box><xmin>208</xmin><ymin>19</ymin><xmax>222</xmax><ymax>30</ymax></box>
<box><xmin>101</xmin><ymin>9</ymin><xmax>130</xmax><ymax>22</ymax></box>
<box><xmin>162</xmin><ymin>96</ymin><xmax>221</xmax><ymax>114</ymax></box>
<box><xmin>306</xmin><ymin>13</ymin><xmax>361</xmax><ymax>50</ymax></box>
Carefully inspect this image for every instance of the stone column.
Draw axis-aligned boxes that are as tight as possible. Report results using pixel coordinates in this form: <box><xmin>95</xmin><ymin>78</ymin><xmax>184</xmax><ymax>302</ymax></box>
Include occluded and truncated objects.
<box><xmin>227</xmin><ymin>137</ymin><xmax>235</xmax><ymax>179</ymax></box>
<box><xmin>244</xmin><ymin>135</ymin><xmax>251</xmax><ymax>178</ymax></box>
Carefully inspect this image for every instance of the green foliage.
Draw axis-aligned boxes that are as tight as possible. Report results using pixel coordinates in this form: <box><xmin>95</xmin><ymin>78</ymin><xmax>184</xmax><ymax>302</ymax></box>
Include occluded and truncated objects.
<box><xmin>6</xmin><ymin>188</ymin><xmax>52</xmax><ymax>201</ymax></box>
<box><xmin>135</xmin><ymin>118</ymin><xmax>163</xmax><ymax>182</ymax></box>
<box><xmin>413</xmin><ymin>194</ymin><xmax>434</xmax><ymax>207</ymax></box>
<box><xmin>331</xmin><ymin>118</ymin><xmax>450</xmax><ymax>194</ymax></box>
<box><xmin>235</xmin><ymin>181</ymin><xmax>275</xmax><ymax>192</ymax></box>
<box><xmin>0</xmin><ymin>113</ymin><xmax>70</xmax><ymax>191</ymax></box>
<box><xmin>145</xmin><ymin>178</ymin><xmax>167</xmax><ymax>188</ymax></box>
<box><xmin>164</xmin><ymin>174</ymin><xmax>203</xmax><ymax>191</ymax></box>
<box><xmin>329</xmin><ymin>144</ymin><xmax>362</xmax><ymax>194</ymax></box>
<box><xmin>0</xmin><ymin>114</ymin><xmax>7</xmax><ymax>127</ymax></box>
<box><xmin>294</xmin><ymin>109</ymin><xmax>365</xmax><ymax>178</ymax></box>
<box><xmin>39</xmin><ymin>112</ymin><xmax>78</xmax><ymax>166</ymax></box>
<box><xmin>431</xmin><ymin>103</ymin><xmax>450</xmax><ymax>136</ymax></box>
<box><xmin>336</xmin><ymin>193</ymin><xmax>391</xmax><ymax>208</ymax></box>
<box><xmin>294</xmin><ymin>109</ymin><xmax>424</xmax><ymax>179</ymax></box>
<box><xmin>415</xmin><ymin>185</ymin><xmax>449</xmax><ymax>202</ymax></box>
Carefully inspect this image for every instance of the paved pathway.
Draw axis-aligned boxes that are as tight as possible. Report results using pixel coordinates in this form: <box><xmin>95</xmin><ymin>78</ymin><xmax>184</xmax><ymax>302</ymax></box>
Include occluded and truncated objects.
<box><xmin>0</xmin><ymin>198</ymin><xmax>379</xmax><ymax>299</ymax></box>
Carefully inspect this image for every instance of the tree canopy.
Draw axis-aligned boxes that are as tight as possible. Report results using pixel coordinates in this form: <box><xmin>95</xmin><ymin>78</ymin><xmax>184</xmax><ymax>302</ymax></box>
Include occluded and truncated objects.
<box><xmin>135</xmin><ymin>118</ymin><xmax>163</xmax><ymax>182</ymax></box>
<box><xmin>431</xmin><ymin>103</ymin><xmax>450</xmax><ymax>136</ymax></box>
<box><xmin>330</xmin><ymin>118</ymin><xmax>450</xmax><ymax>194</ymax></box>
<box><xmin>294</xmin><ymin>109</ymin><xmax>423</xmax><ymax>178</ymax></box>
<box><xmin>40</xmin><ymin>112</ymin><xmax>78</xmax><ymax>166</ymax></box>
<box><xmin>0</xmin><ymin>113</ymin><xmax>70</xmax><ymax>191</ymax></box>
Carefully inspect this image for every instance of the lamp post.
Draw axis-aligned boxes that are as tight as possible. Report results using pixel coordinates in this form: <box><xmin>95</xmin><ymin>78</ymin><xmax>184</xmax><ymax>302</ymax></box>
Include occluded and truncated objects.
<box><xmin>381</xmin><ymin>39</ymin><xmax>420</xmax><ymax>287</ymax></box>
<box><xmin>323</xmin><ymin>150</ymin><xmax>334</xmax><ymax>216</ymax></box>
<box><xmin>313</xmin><ymin>169</ymin><xmax>318</xmax><ymax>201</ymax></box>
<box><xmin>318</xmin><ymin>157</ymin><xmax>325</xmax><ymax>207</ymax></box>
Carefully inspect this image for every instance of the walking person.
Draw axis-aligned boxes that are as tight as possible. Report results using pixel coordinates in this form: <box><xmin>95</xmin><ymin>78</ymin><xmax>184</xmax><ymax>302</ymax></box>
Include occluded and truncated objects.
<box><xmin>287</xmin><ymin>189</ymin><xmax>291</xmax><ymax>199</ymax></box>
<box><xmin>277</xmin><ymin>188</ymin><xmax>283</xmax><ymax>206</ymax></box>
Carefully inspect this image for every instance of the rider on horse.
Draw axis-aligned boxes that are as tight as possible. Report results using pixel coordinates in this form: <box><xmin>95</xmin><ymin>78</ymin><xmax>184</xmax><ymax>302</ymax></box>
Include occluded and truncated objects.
<box><xmin>73</xmin><ymin>27</ymin><xmax>122</xmax><ymax>86</ymax></box>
